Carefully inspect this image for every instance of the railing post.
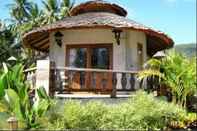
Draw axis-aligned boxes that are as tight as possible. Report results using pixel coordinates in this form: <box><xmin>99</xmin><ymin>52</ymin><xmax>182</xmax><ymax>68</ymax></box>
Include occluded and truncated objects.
<box><xmin>59</xmin><ymin>71</ymin><xmax>66</xmax><ymax>93</ymax></box>
<box><xmin>50</xmin><ymin>61</ymin><xmax>55</xmax><ymax>96</ymax></box>
<box><xmin>121</xmin><ymin>73</ymin><xmax>127</xmax><ymax>90</ymax></box>
<box><xmin>111</xmin><ymin>72</ymin><xmax>117</xmax><ymax>98</ymax></box>
<box><xmin>79</xmin><ymin>71</ymin><xmax>85</xmax><ymax>89</ymax></box>
<box><xmin>68</xmin><ymin>70</ymin><xmax>74</xmax><ymax>91</ymax></box>
<box><xmin>130</xmin><ymin>73</ymin><xmax>136</xmax><ymax>91</ymax></box>
<box><xmin>91</xmin><ymin>72</ymin><xmax>96</xmax><ymax>89</ymax></box>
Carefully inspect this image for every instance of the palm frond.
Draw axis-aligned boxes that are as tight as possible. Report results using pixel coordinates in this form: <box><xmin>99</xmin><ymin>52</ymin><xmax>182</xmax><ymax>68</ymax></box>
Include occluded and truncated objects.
<box><xmin>144</xmin><ymin>58</ymin><xmax>161</xmax><ymax>69</ymax></box>
<box><xmin>137</xmin><ymin>69</ymin><xmax>165</xmax><ymax>81</ymax></box>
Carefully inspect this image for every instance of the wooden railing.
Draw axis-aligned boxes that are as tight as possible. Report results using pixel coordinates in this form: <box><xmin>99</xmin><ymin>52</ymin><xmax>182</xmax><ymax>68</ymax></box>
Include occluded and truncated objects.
<box><xmin>54</xmin><ymin>67</ymin><xmax>140</xmax><ymax>97</ymax></box>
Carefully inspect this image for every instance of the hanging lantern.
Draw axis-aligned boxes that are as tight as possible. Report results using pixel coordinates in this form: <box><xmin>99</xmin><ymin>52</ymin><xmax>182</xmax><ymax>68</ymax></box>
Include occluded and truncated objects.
<box><xmin>112</xmin><ymin>29</ymin><xmax>122</xmax><ymax>45</ymax></box>
<box><xmin>54</xmin><ymin>31</ymin><xmax>63</xmax><ymax>47</ymax></box>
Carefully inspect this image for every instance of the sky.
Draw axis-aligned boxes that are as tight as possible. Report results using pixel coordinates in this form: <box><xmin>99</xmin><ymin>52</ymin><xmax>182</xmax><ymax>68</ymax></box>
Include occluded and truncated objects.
<box><xmin>0</xmin><ymin>0</ymin><xmax>196</xmax><ymax>45</ymax></box>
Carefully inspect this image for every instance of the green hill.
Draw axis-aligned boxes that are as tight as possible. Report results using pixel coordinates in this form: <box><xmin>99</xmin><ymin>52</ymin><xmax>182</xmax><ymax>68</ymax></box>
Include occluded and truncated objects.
<box><xmin>174</xmin><ymin>43</ymin><xmax>196</xmax><ymax>57</ymax></box>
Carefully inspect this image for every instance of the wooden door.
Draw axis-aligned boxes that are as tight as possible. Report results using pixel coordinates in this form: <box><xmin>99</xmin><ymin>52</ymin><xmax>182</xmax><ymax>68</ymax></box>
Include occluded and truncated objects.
<box><xmin>66</xmin><ymin>46</ymin><xmax>87</xmax><ymax>91</ymax></box>
<box><xmin>90</xmin><ymin>46</ymin><xmax>113</xmax><ymax>92</ymax></box>
<box><xmin>66</xmin><ymin>44</ymin><xmax>113</xmax><ymax>92</ymax></box>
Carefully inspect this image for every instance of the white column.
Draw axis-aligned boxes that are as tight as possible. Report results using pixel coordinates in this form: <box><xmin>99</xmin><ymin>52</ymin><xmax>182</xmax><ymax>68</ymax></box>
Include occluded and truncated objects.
<box><xmin>36</xmin><ymin>60</ymin><xmax>50</xmax><ymax>95</ymax></box>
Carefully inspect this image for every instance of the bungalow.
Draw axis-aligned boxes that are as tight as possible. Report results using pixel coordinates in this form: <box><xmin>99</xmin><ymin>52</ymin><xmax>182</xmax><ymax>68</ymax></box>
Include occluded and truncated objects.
<box><xmin>23</xmin><ymin>0</ymin><xmax>174</xmax><ymax>97</ymax></box>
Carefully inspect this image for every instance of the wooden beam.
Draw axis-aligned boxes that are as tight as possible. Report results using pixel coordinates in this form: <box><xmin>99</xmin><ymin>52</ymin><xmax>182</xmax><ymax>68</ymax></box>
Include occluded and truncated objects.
<box><xmin>40</xmin><ymin>44</ymin><xmax>49</xmax><ymax>50</ymax></box>
<box><xmin>34</xmin><ymin>38</ymin><xmax>49</xmax><ymax>46</ymax></box>
<box><xmin>36</xmin><ymin>39</ymin><xmax>49</xmax><ymax>49</ymax></box>
<box><xmin>29</xmin><ymin>34</ymin><xmax>49</xmax><ymax>46</ymax></box>
<box><xmin>31</xmin><ymin>45</ymin><xmax>48</xmax><ymax>52</ymax></box>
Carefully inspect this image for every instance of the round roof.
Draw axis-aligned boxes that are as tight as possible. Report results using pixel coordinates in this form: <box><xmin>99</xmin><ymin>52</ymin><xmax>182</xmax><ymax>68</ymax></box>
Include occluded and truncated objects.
<box><xmin>70</xmin><ymin>0</ymin><xmax>127</xmax><ymax>17</ymax></box>
<box><xmin>22</xmin><ymin>0</ymin><xmax>174</xmax><ymax>56</ymax></box>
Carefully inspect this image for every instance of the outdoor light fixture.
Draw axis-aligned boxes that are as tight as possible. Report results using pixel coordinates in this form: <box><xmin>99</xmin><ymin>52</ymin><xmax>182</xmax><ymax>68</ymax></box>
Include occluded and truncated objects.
<box><xmin>112</xmin><ymin>29</ymin><xmax>122</xmax><ymax>45</ymax></box>
<box><xmin>138</xmin><ymin>50</ymin><xmax>142</xmax><ymax>55</ymax></box>
<box><xmin>54</xmin><ymin>31</ymin><xmax>63</xmax><ymax>47</ymax></box>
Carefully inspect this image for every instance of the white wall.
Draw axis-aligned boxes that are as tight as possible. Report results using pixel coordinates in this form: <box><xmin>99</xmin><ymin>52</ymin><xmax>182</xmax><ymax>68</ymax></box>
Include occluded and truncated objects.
<box><xmin>126</xmin><ymin>30</ymin><xmax>147</xmax><ymax>70</ymax></box>
<box><xmin>49</xmin><ymin>29</ymin><xmax>147</xmax><ymax>70</ymax></box>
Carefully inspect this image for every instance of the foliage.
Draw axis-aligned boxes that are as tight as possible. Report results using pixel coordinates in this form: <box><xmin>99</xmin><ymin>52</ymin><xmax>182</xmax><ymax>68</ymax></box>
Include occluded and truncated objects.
<box><xmin>46</xmin><ymin>91</ymin><xmax>195</xmax><ymax>130</ymax></box>
<box><xmin>0</xmin><ymin>63</ymin><xmax>52</xmax><ymax>129</ymax></box>
<box><xmin>138</xmin><ymin>51</ymin><xmax>197</xmax><ymax>108</ymax></box>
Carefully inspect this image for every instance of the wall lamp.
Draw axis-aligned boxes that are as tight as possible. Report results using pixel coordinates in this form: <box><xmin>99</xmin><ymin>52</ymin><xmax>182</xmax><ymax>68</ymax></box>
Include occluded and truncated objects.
<box><xmin>54</xmin><ymin>31</ymin><xmax>63</xmax><ymax>47</ymax></box>
<box><xmin>112</xmin><ymin>28</ymin><xmax>122</xmax><ymax>45</ymax></box>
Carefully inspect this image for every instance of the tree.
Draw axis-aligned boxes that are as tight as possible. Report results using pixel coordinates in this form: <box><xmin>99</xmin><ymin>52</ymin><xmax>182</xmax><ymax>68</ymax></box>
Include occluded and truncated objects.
<box><xmin>17</xmin><ymin>3</ymin><xmax>44</xmax><ymax>35</ymax></box>
<box><xmin>42</xmin><ymin>0</ymin><xmax>74</xmax><ymax>24</ymax></box>
<box><xmin>0</xmin><ymin>21</ymin><xmax>21</xmax><ymax>66</ymax></box>
<box><xmin>42</xmin><ymin>0</ymin><xmax>60</xmax><ymax>24</ymax></box>
<box><xmin>60</xmin><ymin>0</ymin><xmax>75</xmax><ymax>17</ymax></box>
<box><xmin>138</xmin><ymin>51</ymin><xmax>197</xmax><ymax>108</ymax></box>
<box><xmin>4</xmin><ymin>0</ymin><xmax>74</xmax><ymax>68</ymax></box>
<box><xmin>8</xmin><ymin>1</ymin><xmax>42</xmax><ymax>68</ymax></box>
<box><xmin>9</xmin><ymin>0</ymin><xmax>33</xmax><ymax>24</ymax></box>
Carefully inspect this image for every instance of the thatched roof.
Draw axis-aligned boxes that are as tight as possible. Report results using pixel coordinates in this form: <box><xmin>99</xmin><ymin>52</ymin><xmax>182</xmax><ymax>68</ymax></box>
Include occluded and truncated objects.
<box><xmin>22</xmin><ymin>0</ymin><xmax>174</xmax><ymax>56</ymax></box>
<box><xmin>70</xmin><ymin>0</ymin><xmax>127</xmax><ymax>16</ymax></box>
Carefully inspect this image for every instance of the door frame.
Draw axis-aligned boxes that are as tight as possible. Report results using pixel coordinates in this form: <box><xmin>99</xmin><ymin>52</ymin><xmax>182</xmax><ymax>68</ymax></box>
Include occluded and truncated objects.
<box><xmin>65</xmin><ymin>44</ymin><xmax>113</xmax><ymax>92</ymax></box>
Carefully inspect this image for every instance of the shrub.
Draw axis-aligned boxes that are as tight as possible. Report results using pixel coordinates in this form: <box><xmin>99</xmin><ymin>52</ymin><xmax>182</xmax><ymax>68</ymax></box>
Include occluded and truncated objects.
<box><xmin>100</xmin><ymin>91</ymin><xmax>188</xmax><ymax>130</ymax></box>
<box><xmin>47</xmin><ymin>91</ymin><xmax>193</xmax><ymax>130</ymax></box>
<box><xmin>63</xmin><ymin>100</ymin><xmax>82</xmax><ymax>129</ymax></box>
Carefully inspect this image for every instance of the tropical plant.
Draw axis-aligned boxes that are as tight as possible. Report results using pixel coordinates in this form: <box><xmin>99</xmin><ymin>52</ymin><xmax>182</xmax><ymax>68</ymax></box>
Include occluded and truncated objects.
<box><xmin>0</xmin><ymin>62</ymin><xmax>52</xmax><ymax>129</ymax></box>
<box><xmin>138</xmin><ymin>51</ymin><xmax>197</xmax><ymax>108</ymax></box>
